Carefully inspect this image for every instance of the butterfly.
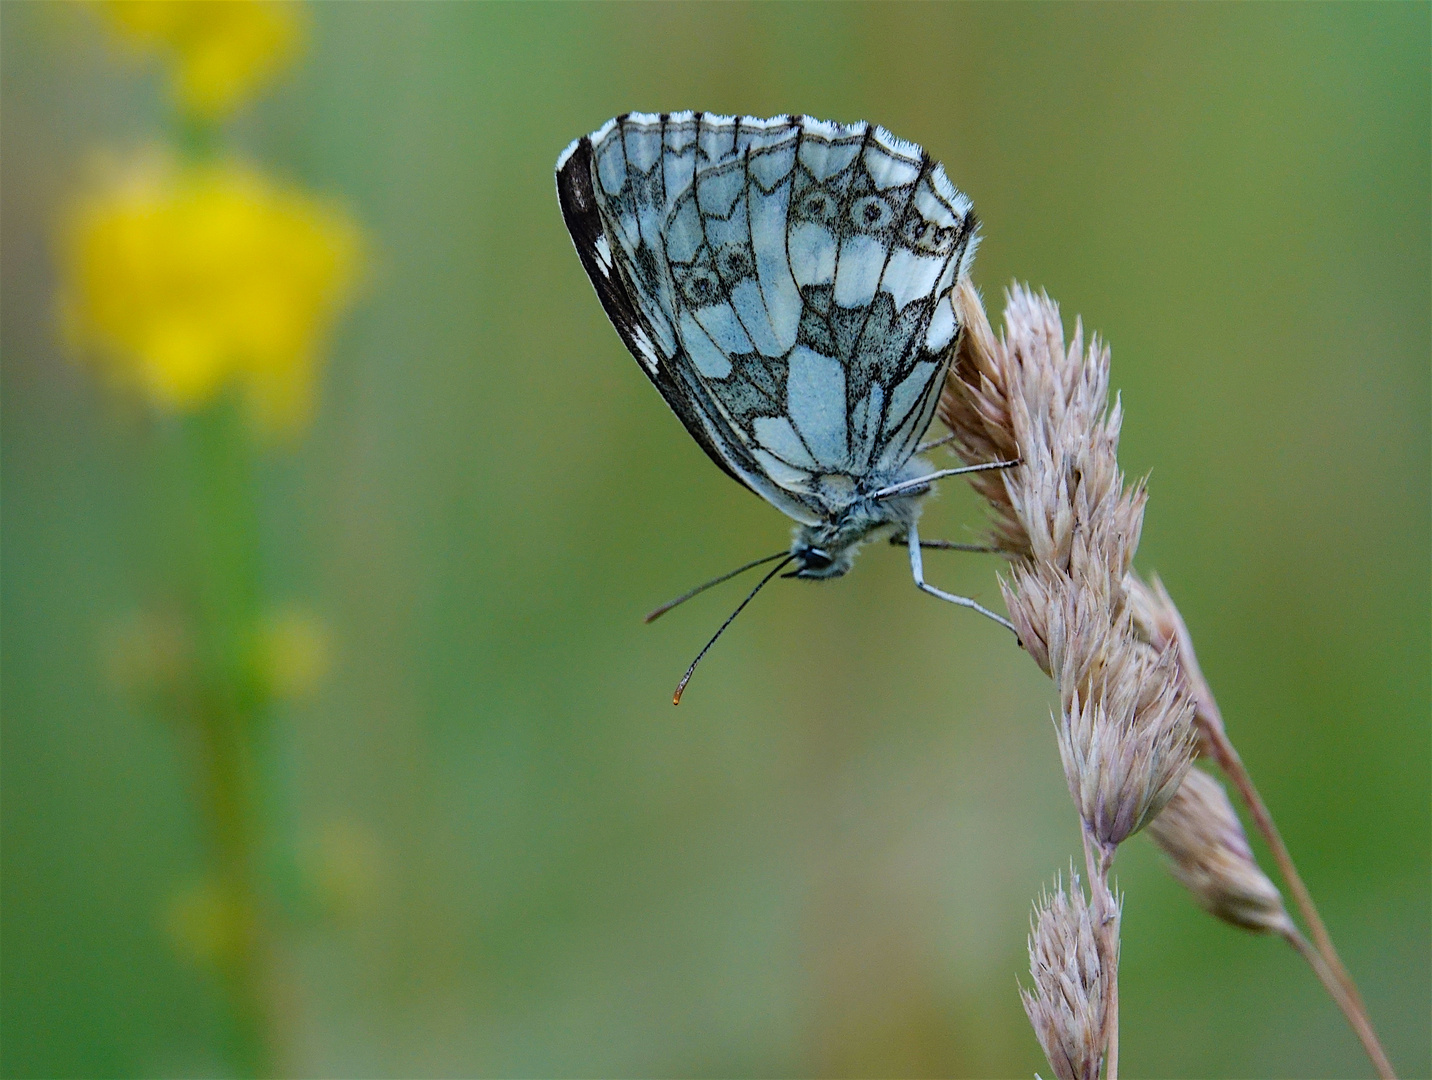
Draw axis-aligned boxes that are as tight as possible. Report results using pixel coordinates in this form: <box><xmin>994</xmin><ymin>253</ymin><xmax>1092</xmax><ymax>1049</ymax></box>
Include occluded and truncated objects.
<box><xmin>556</xmin><ymin>113</ymin><xmax>1017</xmax><ymax>701</ymax></box>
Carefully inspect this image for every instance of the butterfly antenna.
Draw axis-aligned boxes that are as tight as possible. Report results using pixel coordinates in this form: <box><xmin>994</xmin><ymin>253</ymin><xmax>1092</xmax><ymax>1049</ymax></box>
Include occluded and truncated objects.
<box><xmin>672</xmin><ymin>554</ymin><xmax>796</xmax><ymax>705</ymax></box>
<box><xmin>644</xmin><ymin>550</ymin><xmax>790</xmax><ymax>623</ymax></box>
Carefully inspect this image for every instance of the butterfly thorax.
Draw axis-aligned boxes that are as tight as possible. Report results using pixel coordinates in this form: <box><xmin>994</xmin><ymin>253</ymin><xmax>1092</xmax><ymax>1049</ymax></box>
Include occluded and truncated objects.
<box><xmin>788</xmin><ymin>457</ymin><xmax>931</xmax><ymax>579</ymax></box>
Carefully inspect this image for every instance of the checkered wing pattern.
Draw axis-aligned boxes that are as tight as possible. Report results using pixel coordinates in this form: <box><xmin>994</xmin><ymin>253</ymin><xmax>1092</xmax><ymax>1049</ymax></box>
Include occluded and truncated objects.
<box><xmin>557</xmin><ymin>112</ymin><xmax>977</xmax><ymax>524</ymax></box>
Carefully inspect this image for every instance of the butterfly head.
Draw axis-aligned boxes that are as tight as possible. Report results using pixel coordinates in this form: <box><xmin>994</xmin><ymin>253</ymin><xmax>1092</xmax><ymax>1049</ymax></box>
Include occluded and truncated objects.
<box><xmin>788</xmin><ymin>492</ymin><xmax>920</xmax><ymax>579</ymax></box>
<box><xmin>788</xmin><ymin>539</ymin><xmax>854</xmax><ymax>580</ymax></box>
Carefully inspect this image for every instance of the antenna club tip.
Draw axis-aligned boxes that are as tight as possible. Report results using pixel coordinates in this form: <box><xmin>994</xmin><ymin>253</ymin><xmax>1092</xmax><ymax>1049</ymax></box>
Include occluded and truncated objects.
<box><xmin>673</xmin><ymin>674</ymin><xmax>695</xmax><ymax>704</ymax></box>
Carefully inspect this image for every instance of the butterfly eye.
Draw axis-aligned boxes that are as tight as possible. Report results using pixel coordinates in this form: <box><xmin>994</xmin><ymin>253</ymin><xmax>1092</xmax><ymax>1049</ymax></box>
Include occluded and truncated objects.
<box><xmin>716</xmin><ymin>244</ymin><xmax>755</xmax><ymax>280</ymax></box>
<box><xmin>797</xmin><ymin>191</ymin><xmax>837</xmax><ymax>223</ymax></box>
<box><xmin>799</xmin><ymin>547</ymin><xmax>834</xmax><ymax>570</ymax></box>
<box><xmin>850</xmin><ymin>195</ymin><xmax>893</xmax><ymax>232</ymax></box>
<box><xmin>680</xmin><ymin>266</ymin><xmax>722</xmax><ymax>307</ymax></box>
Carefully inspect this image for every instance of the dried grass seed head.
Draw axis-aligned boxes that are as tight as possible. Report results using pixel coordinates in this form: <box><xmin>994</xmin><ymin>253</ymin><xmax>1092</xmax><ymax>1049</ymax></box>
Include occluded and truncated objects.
<box><xmin>1127</xmin><ymin>571</ymin><xmax>1227</xmax><ymax>753</ymax></box>
<box><xmin>1021</xmin><ymin>871</ymin><xmax>1114</xmax><ymax>1080</ymax></box>
<box><xmin>1149</xmin><ymin>767</ymin><xmax>1293</xmax><ymax>935</ymax></box>
<box><xmin>941</xmin><ymin>283</ymin><xmax>1139</xmax><ymax>574</ymax></box>
<box><xmin>1127</xmin><ymin>572</ymin><xmax>1182</xmax><ymax>654</ymax></box>
<box><xmin>1008</xmin><ymin>563</ymin><xmax>1200</xmax><ymax>848</ymax></box>
<box><xmin>1056</xmin><ymin>657</ymin><xmax>1198</xmax><ymax>850</ymax></box>
<box><xmin>939</xmin><ymin>280</ymin><xmax>1027</xmax><ymax>553</ymax></box>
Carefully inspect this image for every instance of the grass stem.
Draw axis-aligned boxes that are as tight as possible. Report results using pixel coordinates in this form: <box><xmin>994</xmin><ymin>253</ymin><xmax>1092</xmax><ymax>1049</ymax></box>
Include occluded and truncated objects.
<box><xmin>1203</xmin><ymin>722</ymin><xmax>1395</xmax><ymax>1079</ymax></box>
<box><xmin>1083</xmin><ymin>831</ymin><xmax>1120</xmax><ymax>1080</ymax></box>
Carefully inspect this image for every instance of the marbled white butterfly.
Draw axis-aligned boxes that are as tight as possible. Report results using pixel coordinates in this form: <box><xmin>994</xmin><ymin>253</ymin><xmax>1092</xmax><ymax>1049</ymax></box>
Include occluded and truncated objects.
<box><xmin>556</xmin><ymin>113</ymin><xmax>1017</xmax><ymax>701</ymax></box>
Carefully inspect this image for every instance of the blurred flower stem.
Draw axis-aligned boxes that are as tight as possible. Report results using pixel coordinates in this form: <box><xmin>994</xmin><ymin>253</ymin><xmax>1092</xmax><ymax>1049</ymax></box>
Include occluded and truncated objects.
<box><xmin>172</xmin><ymin>397</ymin><xmax>276</xmax><ymax>1077</ymax></box>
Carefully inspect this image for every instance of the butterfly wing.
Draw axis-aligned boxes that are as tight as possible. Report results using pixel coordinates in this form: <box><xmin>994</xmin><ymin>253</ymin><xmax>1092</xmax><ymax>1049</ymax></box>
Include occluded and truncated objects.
<box><xmin>556</xmin><ymin>133</ymin><xmax>746</xmax><ymax>491</ymax></box>
<box><xmin>557</xmin><ymin>113</ymin><xmax>978</xmax><ymax>521</ymax></box>
<box><xmin>558</xmin><ymin>117</ymin><xmax>826</xmax><ymax>525</ymax></box>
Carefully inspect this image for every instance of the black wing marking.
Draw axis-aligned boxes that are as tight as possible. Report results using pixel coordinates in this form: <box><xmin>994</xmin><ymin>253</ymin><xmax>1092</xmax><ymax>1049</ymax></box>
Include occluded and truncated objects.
<box><xmin>865</xmin><ymin>215</ymin><xmax>978</xmax><ymax>474</ymax></box>
<box><xmin>556</xmin><ymin>136</ymin><xmax>750</xmax><ymax>489</ymax></box>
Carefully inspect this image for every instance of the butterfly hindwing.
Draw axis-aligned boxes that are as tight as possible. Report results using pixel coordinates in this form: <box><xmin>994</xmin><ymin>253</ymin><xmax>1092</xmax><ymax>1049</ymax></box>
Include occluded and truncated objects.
<box><xmin>558</xmin><ymin>113</ymin><xmax>979</xmax><ymax>523</ymax></box>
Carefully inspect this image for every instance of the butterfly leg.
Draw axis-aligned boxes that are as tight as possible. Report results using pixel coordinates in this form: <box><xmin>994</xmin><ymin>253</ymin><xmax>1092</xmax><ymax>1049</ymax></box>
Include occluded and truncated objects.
<box><xmin>872</xmin><ymin>458</ymin><xmax>1021</xmax><ymax>501</ymax></box>
<box><xmin>905</xmin><ymin>522</ymin><xmax>1017</xmax><ymax>633</ymax></box>
<box><xmin>915</xmin><ymin>430</ymin><xmax>959</xmax><ymax>454</ymax></box>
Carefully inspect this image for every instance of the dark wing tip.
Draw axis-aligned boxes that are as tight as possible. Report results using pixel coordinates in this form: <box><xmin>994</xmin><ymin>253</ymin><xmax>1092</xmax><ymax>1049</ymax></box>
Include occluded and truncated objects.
<box><xmin>555</xmin><ymin>136</ymin><xmax>595</xmax><ymax>216</ymax></box>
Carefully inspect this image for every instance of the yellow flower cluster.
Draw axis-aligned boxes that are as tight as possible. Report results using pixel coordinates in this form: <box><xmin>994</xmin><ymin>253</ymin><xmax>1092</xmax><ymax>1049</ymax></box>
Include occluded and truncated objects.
<box><xmin>62</xmin><ymin>157</ymin><xmax>363</xmax><ymax>432</ymax></box>
<box><xmin>99</xmin><ymin>0</ymin><xmax>302</xmax><ymax>119</ymax></box>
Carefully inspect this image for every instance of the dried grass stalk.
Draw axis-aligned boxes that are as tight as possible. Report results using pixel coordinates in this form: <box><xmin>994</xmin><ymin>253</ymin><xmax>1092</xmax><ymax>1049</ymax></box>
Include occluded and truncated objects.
<box><xmin>1128</xmin><ymin>572</ymin><xmax>1395</xmax><ymax>1077</ymax></box>
<box><xmin>937</xmin><ymin>281</ymin><xmax>1394</xmax><ymax>1079</ymax></box>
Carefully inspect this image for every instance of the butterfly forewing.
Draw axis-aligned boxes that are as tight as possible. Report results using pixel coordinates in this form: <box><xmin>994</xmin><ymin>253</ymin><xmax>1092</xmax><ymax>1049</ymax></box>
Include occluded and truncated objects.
<box><xmin>556</xmin><ymin>113</ymin><xmax>978</xmax><ymax>525</ymax></box>
<box><xmin>556</xmin><ymin>133</ymin><xmax>765</xmax><ymax>497</ymax></box>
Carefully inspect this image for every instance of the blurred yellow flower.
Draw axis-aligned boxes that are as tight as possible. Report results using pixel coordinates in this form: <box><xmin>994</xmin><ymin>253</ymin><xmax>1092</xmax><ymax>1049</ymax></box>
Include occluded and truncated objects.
<box><xmin>165</xmin><ymin>876</ymin><xmax>249</xmax><ymax>970</ymax></box>
<box><xmin>99</xmin><ymin>0</ymin><xmax>302</xmax><ymax>119</ymax></box>
<box><xmin>256</xmin><ymin>605</ymin><xmax>330</xmax><ymax>699</ymax></box>
<box><xmin>62</xmin><ymin>156</ymin><xmax>363</xmax><ymax>432</ymax></box>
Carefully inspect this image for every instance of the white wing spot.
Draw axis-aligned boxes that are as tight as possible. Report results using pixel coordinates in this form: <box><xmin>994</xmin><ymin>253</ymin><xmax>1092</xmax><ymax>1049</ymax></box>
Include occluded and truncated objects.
<box><xmin>698</xmin><ymin>117</ymin><xmax>737</xmax><ymax>161</ymax></box>
<box><xmin>664</xmin><ymin>199</ymin><xmax>703</xmax><ymax>263</ymax></box>
<box><xmin>849</xmin><ymin>382</ymin><xmax>884</xmax><ymax>471</ymax></box>
<box><xmin>750</xmin><ymin>447</ymin><xmax>814</xmax><ymax>491</ymax></box>
<box><xmin>693</xmin><ymin>302</ymin><xmax>753</xmax><ymax>355</ymax></box>
<box><xmin>730</xmin><ymin>280</ymin><xmax>781</xmax><ymax>357</ymax></box>
<box><xmin>863</xmin><ymin>144</ymin><xmax>921</xmax><ymax>190</ymax></box>
<box><xmin>871</xmin><ymin>124</ymin><xmax>922</xmax><ymax>161</ymax></box>
<box><xmin>624</xmin><ymin>127</ymin><xmax>662</xmax><ymax>173</ymax></box>
<box><xmin>664</xmin><ymin>119</ymin><xmax>698</xmax><ymax>153</ymax></box>
<box><xmin>798</xmin><ymin>133</ymin><xmax>863</xmax><ymax>180</ymax></box>
<box><xmin>596</xmin><ymin>138</ymin><xmax>626</xmax><ymax>196</ymax></box>
<box><xmin>747</xmin><ymin>140</ymin><xmax>798</xmax><ymax>191</ymax></box>
<box><xmin>677</xmin><ymin>310</ymin><xmax>733</xmax><ymax>379</ymax></box>
<box><xmin>631</xmin><ymin>326</ymin><xmax>660</xmax><ymax>373</ymax></box>
<box><xmin>834</xmin><ymin>234</ymin><xmax>886</xmax><ymax>308</ymax></box>
<box><xmin>697</xmin><ymin>167</ymin><xmax>745</xmax><ymax>217</ymax></box>
<box><xmin>754</xmin><ymin>415</ymin><xmax>818</xmax><ymax>469</ymax></box>
<box><xmin>749</xmin><ymin>182</ymin><xmax>800</xmax><ymax>352</ymax></box>
<box><xmin>882</xmin><ymin>247</ymin><xmax>945</xmax><ymax>310</ymax></box>
<box><xmin>787</xmin><ymin>346</ymin><xmax>849</xmax><ymax>466</ymax></box>
<box><xmin>789</xmin><ymin>223</ymin><xmax>837</xmax><ymax>287</ymax></box>
<box><xmin>958</xmin><ymin>232</ymin><xmax>980</xmax><ymax>280</ymax></box>
<box><xmin>924</xmin><ymin>294</ymin><xmax>958</xmax><ymax>352</ymax></box>
<box><xmin>913</xmin><ymin>183</ymin><xmax>958</xmax><ymax>229</ymax></box>
<box><xmin>887</xmin><ymin>361</ymin><xmax>937</xmax><ymax>425</ymax></box>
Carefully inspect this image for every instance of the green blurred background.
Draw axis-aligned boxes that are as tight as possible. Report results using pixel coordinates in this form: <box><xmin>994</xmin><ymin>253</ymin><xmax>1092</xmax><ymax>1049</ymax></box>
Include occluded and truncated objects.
<box><xmin>3</xmin><ymin>3</ymin><xmax>1428</xmax><ymax>1077</ymax></box>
